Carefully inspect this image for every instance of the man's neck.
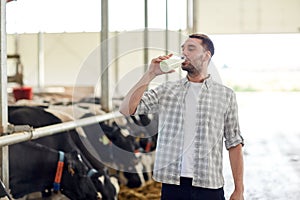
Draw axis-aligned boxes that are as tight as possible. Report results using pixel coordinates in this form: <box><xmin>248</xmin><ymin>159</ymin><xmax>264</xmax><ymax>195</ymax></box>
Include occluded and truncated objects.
<box><xmin>187</xmin><ymin>74</ymin><xmax>209</xmax><ymax>83</ymax></box>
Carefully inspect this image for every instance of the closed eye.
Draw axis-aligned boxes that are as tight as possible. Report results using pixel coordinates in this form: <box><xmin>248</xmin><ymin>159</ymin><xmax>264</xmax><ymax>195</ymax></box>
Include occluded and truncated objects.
<box><xmin>182</xmin><ymin>44</ymin><xmax>197</xmax><ymax>52</ymax></box>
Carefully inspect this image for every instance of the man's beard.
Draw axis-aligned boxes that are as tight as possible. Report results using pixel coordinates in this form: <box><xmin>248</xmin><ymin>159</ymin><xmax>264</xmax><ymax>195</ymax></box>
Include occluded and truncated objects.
<box><xmin>182</xmin><ymin>64</ymin><xmax>203</xmax><ymax>76</ymax></box>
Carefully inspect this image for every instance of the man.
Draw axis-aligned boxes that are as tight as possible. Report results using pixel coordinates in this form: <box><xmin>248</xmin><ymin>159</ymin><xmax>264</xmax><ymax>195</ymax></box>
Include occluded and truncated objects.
<box><xmin>119</xmin><ymin>33</ymin><xmax>244</xmax><ymax>200</ymax></box>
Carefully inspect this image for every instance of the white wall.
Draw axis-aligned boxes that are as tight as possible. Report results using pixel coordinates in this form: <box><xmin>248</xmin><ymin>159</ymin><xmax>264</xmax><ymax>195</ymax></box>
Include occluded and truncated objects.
<box><xmin>196</xmin><ymin>0</ymin><xmax>300</xmax><ymax>34</ymax></box>
<box><xmin>7</xmin><ymin>30</ymin><xmax>300</xmax><ymax>97</ymax></box>
<box><xmin>7</xmin><ymin>30</ymin><xmax>186</xmax><ymax>97</ymax></box>
<box><xmin>7</xmin><ymin>32</ymin><xmax>100</xmax><ymax>87</ymax></box>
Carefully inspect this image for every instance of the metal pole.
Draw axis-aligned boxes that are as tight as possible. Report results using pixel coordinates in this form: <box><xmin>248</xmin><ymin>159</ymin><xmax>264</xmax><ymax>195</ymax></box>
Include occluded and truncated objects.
<box><xmin>144</xmin><ymin>0</ymin><xmax>149</xmax><ymax>73</ymax></box>
<box><xmin>165</xmin><ymin>0</ymin><xmax>169</xmax><ymax>81</ymax></box>
<box><xmin>14</xmin><ymin>33</ymin><xmax>19</xmax><ymax>55</ymax></box>
<box><xmin>186</xmin><ymin>0</ymin><xmax>193</xmax><ymax>33</ymax></box>
<box><xmin>0</xmin><ymin>0</ymin><xmax>9</xmax><ymax>188</ymax></box>
<box><xmin>37</xmin><ymin>32</ymin><xmax>45</xmax><ymax>89</ymax></box>
<box><xmin>178</xmin><ymin>29</ymin><xmax>182</xmax><ymax>78</ymax></box>
<box><xmin>101</xmin><ymin>0</ymin><xmax>110</xmax><ymax>112</ymax></box>
<box><xmin>114</xmin><ymin>31</ymin><xmax>119</xmax><ymax>95</ymax></box>
<box><xmin>165</xmin><ymin>0</ymin><xmax>169</xmax><ymax>55</ymax></box>
<box><xmin>0</xmin><ymin>111</ymin><xmax>122</xmax><ymax>148</ymax></box>
<box><xmin>192</xmin><ymin>0</ymin><xmax>200</xmax><ymax>33</ymax></box>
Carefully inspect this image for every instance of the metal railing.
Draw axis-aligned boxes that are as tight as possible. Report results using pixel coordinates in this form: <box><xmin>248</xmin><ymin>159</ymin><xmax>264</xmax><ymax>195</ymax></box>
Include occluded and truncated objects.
<box><xmin>0</xmin><ymin>111</ymin><xmax>122</xmax><ymax>147</ymax></box>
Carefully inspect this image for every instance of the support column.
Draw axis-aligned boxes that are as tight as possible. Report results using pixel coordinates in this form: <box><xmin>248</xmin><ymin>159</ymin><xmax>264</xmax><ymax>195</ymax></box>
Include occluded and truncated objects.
<box><xmin>144</xmin><ymin>0</ymin><xmax>149</xmax><ymax>73</ymax></box>
<box><xmin>0</xmin><ymin>0</ymin><xmax>9</xmax><ymax>188</ymax></box>
<box><xmin>192</xmin><ymin>0</ymin><xmax>200</xmax><ymax>33</ymax></box>
<box><xmin>101</xmin><ymin>0</ymin><xmax>110</xmax><ymax>112</ymax></box>
<box><xmin>37</xmin><ymin>32</ymin><xmax>45</xmax><ymax>89</ymax></box>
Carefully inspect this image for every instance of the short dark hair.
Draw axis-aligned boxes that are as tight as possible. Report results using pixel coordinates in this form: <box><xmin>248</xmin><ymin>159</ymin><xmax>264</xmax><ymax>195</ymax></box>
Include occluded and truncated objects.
<box><xmin>189</xmin><ymin>33</ymin><xmax>215</xmax><ymax>57</ymax></box>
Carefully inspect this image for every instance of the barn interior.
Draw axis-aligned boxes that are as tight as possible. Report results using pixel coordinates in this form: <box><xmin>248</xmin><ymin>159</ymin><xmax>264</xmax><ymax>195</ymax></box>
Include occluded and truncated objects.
<box><xmin>1</xmin><ymin>0</ymin><xmax>300</xmax><ymax>199</ymax></box>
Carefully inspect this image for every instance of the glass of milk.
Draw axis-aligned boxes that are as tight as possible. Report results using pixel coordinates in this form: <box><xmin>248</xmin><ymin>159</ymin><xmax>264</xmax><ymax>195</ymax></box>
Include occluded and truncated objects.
<box><xmin>159</xmin><ymin>56</ymin><xmax>185</xmax><ymax>72</ymax></box>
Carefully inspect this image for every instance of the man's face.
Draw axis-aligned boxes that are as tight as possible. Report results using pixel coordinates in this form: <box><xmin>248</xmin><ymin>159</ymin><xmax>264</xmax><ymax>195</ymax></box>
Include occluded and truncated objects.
<box><xmin>181</xmin><ymin>38</ymin><xmax>209</xmax><ymax>73</ymax></box>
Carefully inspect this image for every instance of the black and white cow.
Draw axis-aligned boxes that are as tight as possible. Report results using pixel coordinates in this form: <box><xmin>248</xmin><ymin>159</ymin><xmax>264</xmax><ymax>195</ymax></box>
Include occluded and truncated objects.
<box><xmin>8</xmin><ymin>106</ymin><xmax>119</xmax><ymax>200</ymax></box>
<box><xmin>116</xmin><ymin>114</ymin><xmax>158</xmax><ymax>183</ymax></box>
<box><xmin>9</xmin><ymin>141</ymin><xmax>99</xmax><ymax>200</ymax></box>
<box><xmin>46</xmin><ymin>104</ymin><xmax>148</xmax><ymax>188</ymax></box>
<box><xmin>9</xmin><ymin>102</ymin><xmax>157</xmax><ymax>189</ymax></box>
<box><xmin>49</xmin><ymin>103</ymin><xmax>160</xmax><ymax>188</ymax></box>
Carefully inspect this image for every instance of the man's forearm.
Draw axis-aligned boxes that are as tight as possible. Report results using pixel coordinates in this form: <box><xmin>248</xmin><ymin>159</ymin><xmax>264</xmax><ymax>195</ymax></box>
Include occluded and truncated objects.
<box><xmin>119</xmin><ymin>71</ymin><xmax>156</xmax><ymax>116</ymax></box>
<box><xmin>229</xmin><ymin>144</ymin><xmax>244</xmax><ymax>192</ymax></box>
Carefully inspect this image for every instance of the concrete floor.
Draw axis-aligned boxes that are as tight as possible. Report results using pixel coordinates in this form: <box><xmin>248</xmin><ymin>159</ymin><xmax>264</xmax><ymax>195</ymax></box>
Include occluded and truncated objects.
<box><xmin>223</xmin><ymin>92</ymin><xmax>300</xmax><ymax>200</ymax></box>
<box><xmin>223</xmin><ymin>132</ymin><xmax>300</xmax><ymax>200</ymax></box>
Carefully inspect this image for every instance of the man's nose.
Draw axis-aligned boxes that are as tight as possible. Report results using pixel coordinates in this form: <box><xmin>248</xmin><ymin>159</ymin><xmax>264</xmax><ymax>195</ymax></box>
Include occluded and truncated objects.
<box><xmin>181</xmin><ymin>50</ymin><xmax>188</xmax><ymax>58</ymax></box>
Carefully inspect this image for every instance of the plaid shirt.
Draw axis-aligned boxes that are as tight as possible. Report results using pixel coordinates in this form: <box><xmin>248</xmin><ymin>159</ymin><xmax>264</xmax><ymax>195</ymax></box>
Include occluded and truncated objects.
<box><xmin>135</xmin><ymin>76</ymin><xmax>244</xmax><ymax>189</ymax></box>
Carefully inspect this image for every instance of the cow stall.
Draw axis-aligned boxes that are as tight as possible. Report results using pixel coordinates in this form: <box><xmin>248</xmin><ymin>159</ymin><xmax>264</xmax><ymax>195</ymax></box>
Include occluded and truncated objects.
<box><xmin>0</xmin><ymin>0</ymin><xmax>166</xmax><ymax>199</ymax></box>
<box><xmin>2</xmin><ymin>95</ymin><xmax>160</xmax><ymax>199</ymax></box>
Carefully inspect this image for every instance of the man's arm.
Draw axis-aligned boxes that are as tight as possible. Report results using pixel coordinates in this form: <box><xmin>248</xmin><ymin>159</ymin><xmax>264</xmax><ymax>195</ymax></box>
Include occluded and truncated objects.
<box><xmin>119</xmin><ymin>54</ymin><xmax>173</xmax><ymax>116</ymax></box>
<box><xmin>119</xmin><ymin>71</ymin><xmax>155</xmax><ymax>116</ymax></box>
<box><xmin>229</xmin><ymin>144</ymin><xmax>244</xmax><ymax>200</ymax></box>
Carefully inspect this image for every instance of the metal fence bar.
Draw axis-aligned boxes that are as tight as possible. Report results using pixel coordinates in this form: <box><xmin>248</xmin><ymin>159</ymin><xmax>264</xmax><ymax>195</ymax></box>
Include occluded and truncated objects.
<box><xmin>0</xmin><ymin>111</ymin><xmax>122</xmax><ymax>147</ymax></box>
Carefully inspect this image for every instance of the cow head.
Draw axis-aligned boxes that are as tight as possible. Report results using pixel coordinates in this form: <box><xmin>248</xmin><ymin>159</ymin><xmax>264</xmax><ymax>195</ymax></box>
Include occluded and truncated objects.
<box><xmin>88</xmin><ymin>168</ymin><xmax>120</xmax><ymax>200</ymax></box>
<box><xmin>61</xmin><ymin>151</ymin><xmax>100</xmax><ymax>200</ymax></box>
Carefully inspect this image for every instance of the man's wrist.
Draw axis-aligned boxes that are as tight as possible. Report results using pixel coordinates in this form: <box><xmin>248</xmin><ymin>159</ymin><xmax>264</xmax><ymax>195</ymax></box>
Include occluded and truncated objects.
<box><xmin>144</xmin><ymin>70</ymin><xmax>157</xmax><ymax>81</ymax></box>
<box><xmin>234</xmin><ymin>184</ymin><xmax>244</xmax><ymax>192</ymax></box>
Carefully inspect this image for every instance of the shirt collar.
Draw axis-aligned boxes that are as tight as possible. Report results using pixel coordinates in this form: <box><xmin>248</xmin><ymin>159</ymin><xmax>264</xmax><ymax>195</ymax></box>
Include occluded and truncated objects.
<box><xmin>181</xmin><ymin>74</ymin><xmax>213</xmax><ymax>89</ymax></box>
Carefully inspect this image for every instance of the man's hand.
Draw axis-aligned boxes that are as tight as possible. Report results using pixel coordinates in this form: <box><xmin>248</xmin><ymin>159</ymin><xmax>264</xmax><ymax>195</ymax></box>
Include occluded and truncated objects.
<box><xmin>149</xmin><ymin>54</ymin><xmax>174</xmax><ymax>75</ymax></box>
<box><xmin>229</xmin><ymin>189</ymin><xmax>244</xmax><ymax>200</ymax></box>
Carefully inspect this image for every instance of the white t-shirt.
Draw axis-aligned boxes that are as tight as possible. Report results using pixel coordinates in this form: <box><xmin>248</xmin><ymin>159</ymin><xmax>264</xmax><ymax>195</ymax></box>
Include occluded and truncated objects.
<box><xmin>180</xmin><ymin>82</ymin><xmax>203</xmax><ymax>178</ymax></box>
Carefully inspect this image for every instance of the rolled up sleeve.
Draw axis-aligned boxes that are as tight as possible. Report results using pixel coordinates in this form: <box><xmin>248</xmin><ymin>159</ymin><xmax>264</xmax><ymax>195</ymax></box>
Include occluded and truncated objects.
<box><xmin>224</xmin><ymin>92</ymin><xmax>244</xmax><ymax>150</ymax></box>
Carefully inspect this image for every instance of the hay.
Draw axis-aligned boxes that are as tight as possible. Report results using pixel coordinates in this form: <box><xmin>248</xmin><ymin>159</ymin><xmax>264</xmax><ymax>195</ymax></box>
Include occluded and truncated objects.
<box><xmin>118</xmin><ymin>180</ymin><xmax>162</xmax><ymax>200</ymax></box>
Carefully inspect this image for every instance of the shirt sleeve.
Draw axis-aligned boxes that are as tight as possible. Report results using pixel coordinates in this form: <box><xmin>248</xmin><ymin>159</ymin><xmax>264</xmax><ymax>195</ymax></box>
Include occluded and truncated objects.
<box><xmin>134</xmin><ymin>87</ymin><xmax>160</xmax><ymax>115</ymax></box>
<box><xmin>224</xmin><ymin>91</ymin><xmax>244</xmax><ymax>150</ymax></box>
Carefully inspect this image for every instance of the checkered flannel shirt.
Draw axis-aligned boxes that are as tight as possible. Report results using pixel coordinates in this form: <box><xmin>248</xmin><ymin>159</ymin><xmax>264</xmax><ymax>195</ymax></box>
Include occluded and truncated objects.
<box><xmin>135</xmin><ymin>76</ymin><xmax>244</xmax><ymax>189</ymax></box>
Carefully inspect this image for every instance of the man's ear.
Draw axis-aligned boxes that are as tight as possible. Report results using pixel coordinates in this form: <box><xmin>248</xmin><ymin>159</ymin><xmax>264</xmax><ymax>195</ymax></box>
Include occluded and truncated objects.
<box><xmin>204</xmin><ymin>51</ymin><xmax>212</xmax><ymax>62</ymax></box>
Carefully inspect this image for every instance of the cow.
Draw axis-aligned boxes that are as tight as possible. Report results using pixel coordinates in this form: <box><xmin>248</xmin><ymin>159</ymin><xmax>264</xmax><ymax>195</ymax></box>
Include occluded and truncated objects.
<box><xmin>9</xmin><ymin>140</ymin><xmax>100</xmax><ymax>200</ymax></box>
<box><xmin>115</xmin><ymin>114</ymin><xmax>158</xmax><ymax>183</ymax></box>
<box><xmin>48</xmin><ymin>103</ymin><xmax>160</xmax><ymax>188</ymax></box>
<box><xmin>9</xmin><ymin>102</ymin><xmax>156</xmax><ymax>189</ymax></box>
<box><xmin>46</xmin><ymin>104</ymin><xmax>148</xmax><ymax>188</ymax></box>
<box><xmin>8</xmin><ymin>105</ymin><xmax>119</xmax><ymax>200</ymax></box>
